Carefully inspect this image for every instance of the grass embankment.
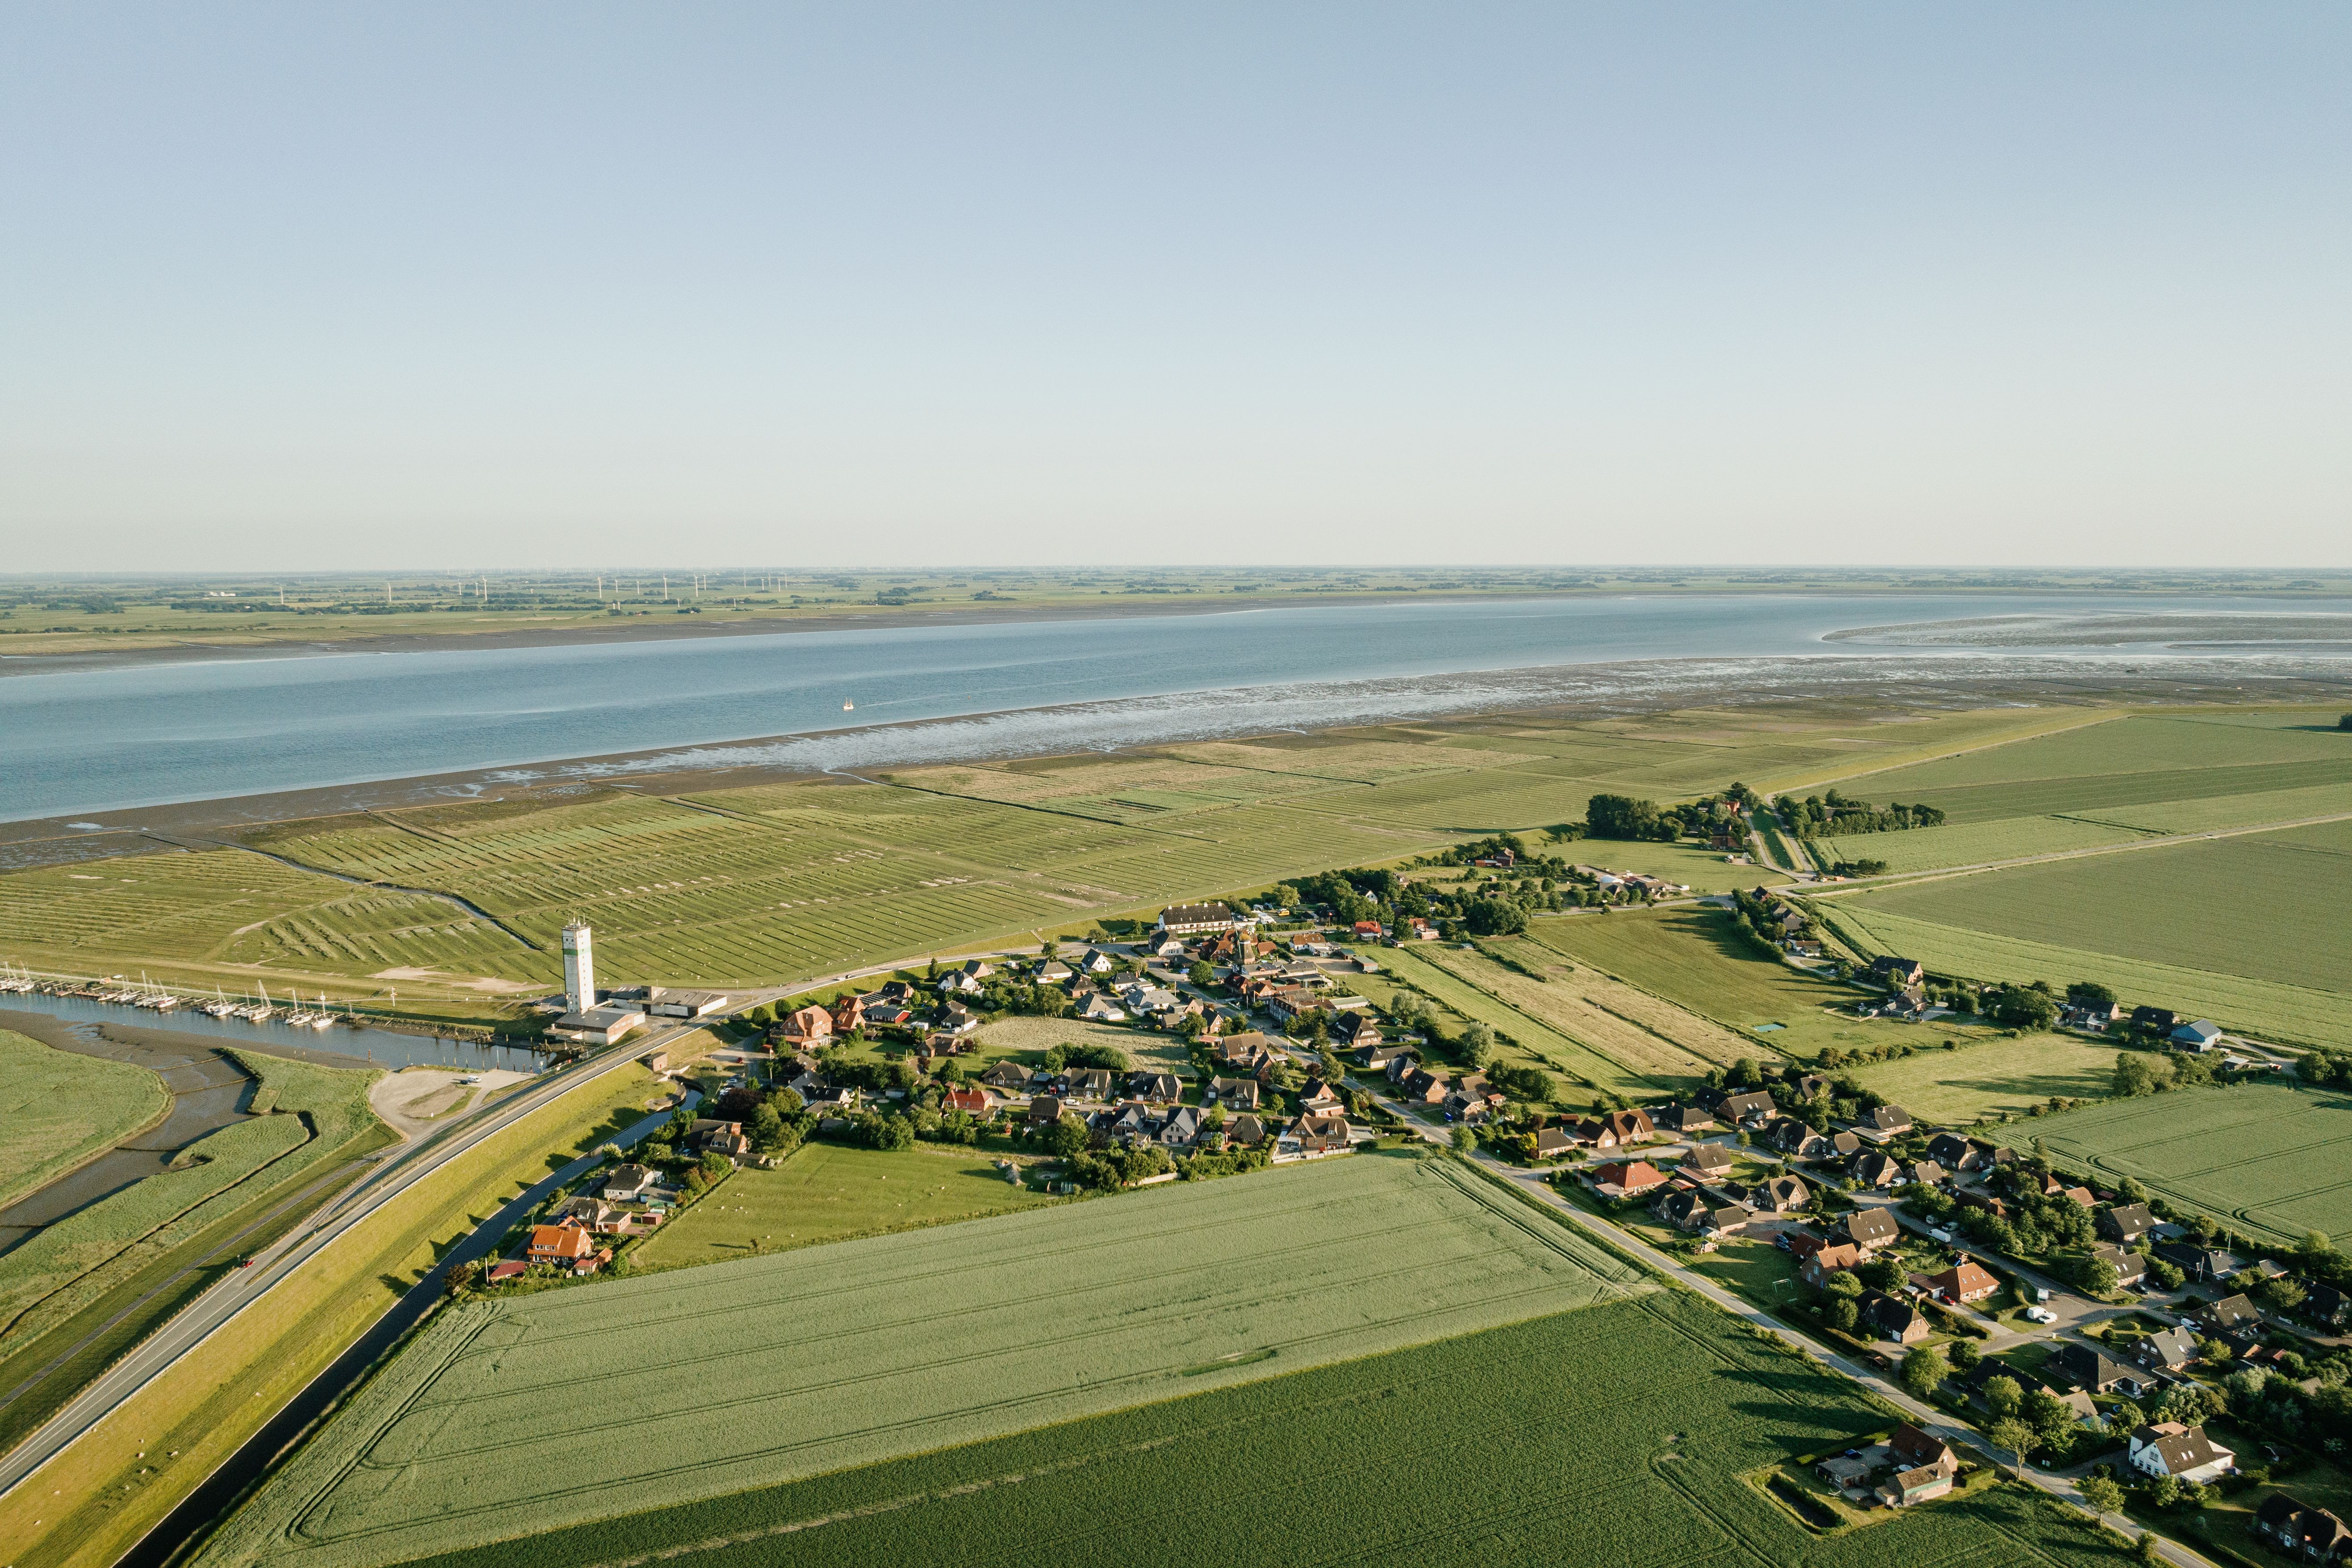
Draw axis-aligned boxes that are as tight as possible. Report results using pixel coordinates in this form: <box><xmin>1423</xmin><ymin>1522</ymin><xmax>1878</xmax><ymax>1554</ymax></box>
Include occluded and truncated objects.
<box><xmin>0</xmin><ymin>1030</ymin><xmax>171</xmax><ymax>1210</ymax></box>
<box><xmin>326</xmin><ymin>1290</ymin><xmax>2132</xmax><ymax>1568</ymax></box>
<box><xmin>0</xmin><ymin>1051</ymin><xmax>394</xmax><ymax>1458</ymax></box>
<box><xmin>0</xmin><ymin>1061</ymin><xmax>658</xmax><ymax>1568</ymax></box>
<box><xmin>197</xmin><ymin>1153</ymin><xmax>1649</xmax><ymax>1568</ymax></box>
<box><xmin>633</xmin><ymin>1142</ymin><xmax>1060</xmax><ymax>1267</ymax></box>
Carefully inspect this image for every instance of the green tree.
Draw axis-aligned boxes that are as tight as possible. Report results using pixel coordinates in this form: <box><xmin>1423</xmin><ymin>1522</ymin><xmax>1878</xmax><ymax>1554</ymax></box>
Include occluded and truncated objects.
<box><xmin>1824</xmin><ymin>1297</ymin><xmax>1859</xmax><ymax>1333</ymax></box>
<box><xmin>2259</xmin><ymin>1275</ymin><xmax>2306</xmax><ymax>1314</ymax></box>
<box><xmin>1451</xmin><ymin>1124</ymin><xmax>1477</xmax><ymax>1154</ymax></box>
<box><xmin>1948</xmin><ymin>1338</ymin><xmax>1982</xmax><ymax>1373</ymax></box>
<box><xmin>1900</xmin><ymin>1343</ymin><xmax>1950</xmax><ymax>1398</ymax></box>
<box><xmin>2024</xmin><ymin>1387</ymin><xmax>2078</xmax><ymax>1448</ymax></box>
<box><xmin>1048</xmin><ymin>1116</ymin><xmax>1089</xmax><ymax>1161</ymax></box>
<box><xmin>1989</xmin><ymin>1417</ymin><xmax>2036</xmax><ymax>1472</ymax></box>
<box><xmin>1982</xmin><ymin>1375</ymin><xmax>2023</xmax><ymax>1419</ymax></box>
<box><xmin>1460</xmin><ymin>1023</ymin><xmax>1497</xmax><ymax>1069</ymax></box>
<box><xmin>2078</xmin><ymin>1474</ymin><xmax>2125</xmax><ymax>1514</ymax></box>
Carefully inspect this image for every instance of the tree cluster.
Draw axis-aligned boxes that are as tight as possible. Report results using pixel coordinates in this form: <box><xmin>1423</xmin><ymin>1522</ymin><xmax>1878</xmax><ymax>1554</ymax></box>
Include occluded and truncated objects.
<box><xmin>1778</xmin><ymin>789</ymin><xmax>1946</xmax><ymax>837</ymax></box>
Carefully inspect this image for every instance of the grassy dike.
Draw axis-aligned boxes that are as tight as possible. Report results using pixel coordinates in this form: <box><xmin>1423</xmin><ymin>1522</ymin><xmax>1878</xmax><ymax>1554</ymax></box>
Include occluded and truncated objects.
<box><xmin>0</xmin><ymin>1062</ymin><xmax>658</xmax><ymax>1568</ymax></box>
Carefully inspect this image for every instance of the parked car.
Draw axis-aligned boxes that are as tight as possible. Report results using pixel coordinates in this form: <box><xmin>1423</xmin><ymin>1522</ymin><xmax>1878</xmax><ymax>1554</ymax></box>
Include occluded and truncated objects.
<box><xmin>2023</xmin><ymin>1305</ymin><xmax>2057</xmax><ymax>1324</ymax></box>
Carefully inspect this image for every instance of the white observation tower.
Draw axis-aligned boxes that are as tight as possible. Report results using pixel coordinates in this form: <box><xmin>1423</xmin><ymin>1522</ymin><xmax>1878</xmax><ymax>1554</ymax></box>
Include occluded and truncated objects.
<box><xmin>562</xmin><ymin>922</ymin><xmax>596</xmax><ymax>1014</ymax></box>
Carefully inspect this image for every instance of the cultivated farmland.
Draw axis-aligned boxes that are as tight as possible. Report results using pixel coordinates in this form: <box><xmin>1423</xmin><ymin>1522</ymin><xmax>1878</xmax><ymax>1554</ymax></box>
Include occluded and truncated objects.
<box><xmin>2027</xmin><ymin>1082</ymin><xmax>2352</xmax><ymax>1245</ymax></box>
<box><xmin>1838</xmin><ymin>1033</ymin><xmax>2122</xmax><ymax>1125</ymax></box>
<box><xmin>365</xmin><ymin>1290</ymin><xmax>2131</xmax><ymax>1568</ymax></box>
<box><xmin>1374</xmin><ymin>943</ymin><xmax>1651</xmax><ymax>1096</ymax></box>
<box><xmin>1817</xmin><ymin>903</ymin><xmax>2352</xmax><ymax>1052</ymax></box>
<box><xmin>0</xmin><ymin>1029</ymin><xmax>170</xmax><ymax>1210</ymax></box>
<box><xmin>1523</xmin><ymin>907</ymin><xmax>1883</xmax><ymax>1064</ymax></box>
<box><xmin>1839</xmin><ymin>819</ymin><xmax>2351</xmax><ymax>991</ymax></box>
<box><xmin>196</xmin><ymin>1154</ymin><xmax>1649</xmax><ymax>1568</ymax></box>
<box><xmin>1419</xmin><ymin>941</ymin><xmax>1756</xmax><ymax>1086</ymax></box>
<box><xmin>631</xmin><ymin>1142</ymin><xmax>1058</xmax><ymax>1266</ymax></box>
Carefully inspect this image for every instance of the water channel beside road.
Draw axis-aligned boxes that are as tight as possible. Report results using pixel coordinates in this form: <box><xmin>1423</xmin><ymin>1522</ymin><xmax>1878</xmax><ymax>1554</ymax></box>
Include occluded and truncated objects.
<box><xmin>0</xmin><ymin>1000</ymin><xmax>540</xmax><ymax>1251</ymax></box>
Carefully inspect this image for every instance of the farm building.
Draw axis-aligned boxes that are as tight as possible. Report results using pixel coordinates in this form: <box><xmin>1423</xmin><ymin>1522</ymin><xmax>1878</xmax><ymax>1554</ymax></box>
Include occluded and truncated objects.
<box><xmin>1157</xmin><ymin>902</ymin><xmax>1238</xmax><ymax>935</ymax></box>
<box><xmin>647</xmin><ymin>988</ymin><xmax>730</xmax><ymax>1019</ymax></box>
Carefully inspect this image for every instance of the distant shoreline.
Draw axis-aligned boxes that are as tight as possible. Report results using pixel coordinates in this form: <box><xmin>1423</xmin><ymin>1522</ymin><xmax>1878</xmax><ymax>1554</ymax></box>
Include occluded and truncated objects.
<box><xmin>6</xmin><ymin>581</ymin><xmax>2342</xmax><ymax>678</ymax></box>
<box><xmin>5</xmin><ymin>651</ymin><xmax>2345</xmax><ymax>873</ymax></box>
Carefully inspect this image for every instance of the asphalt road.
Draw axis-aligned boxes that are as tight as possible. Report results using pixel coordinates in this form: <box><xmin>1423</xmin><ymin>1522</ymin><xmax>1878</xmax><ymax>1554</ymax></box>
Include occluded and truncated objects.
<box><xmin>0</xmin><ymin>1021</ymin><xmax>691</xmax><ymax>1506</ymax></box>
<box><xmin>115</xmin><ymin>1090</ymin><xmax>700</xmax><ymax>1568</ymax></box>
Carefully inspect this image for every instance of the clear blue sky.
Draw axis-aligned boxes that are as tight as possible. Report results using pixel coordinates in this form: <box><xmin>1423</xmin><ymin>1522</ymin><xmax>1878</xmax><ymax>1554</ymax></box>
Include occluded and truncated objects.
<box><xmin>4</xmin><ymin>4</ymin><xmax>2346</xmax><ymax>570</ymax></box>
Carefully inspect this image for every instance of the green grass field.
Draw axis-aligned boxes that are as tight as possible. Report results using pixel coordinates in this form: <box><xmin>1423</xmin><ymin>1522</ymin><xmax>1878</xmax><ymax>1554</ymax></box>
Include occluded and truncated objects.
<box><xmin>2026</xmin><ymin>1083</ymin><xmax>2352</xmax><ymax>1246</ymax></box>
<box><xmin>633</xmin><ymin>1142</ymin><xmax>1059</xmax><ymax>1266</ymax></box>
<box><xmin>333</xmin><ymin>1290</ymin><xmax>2131</xmax><ymax>1568</ymax></box>
<box><xmin>195</xmin><ymin>1153</ymin><xmax>1652</xmax><ymax>1568</ymax></box>
<box><xmin>1376</xmin><ymin>941</ymin><xmax>1657</xmax><ymax>1094</ymax></box>
<box><xmin>1838</xmin><ymin>1033</ymin><xmax>2122</xmax><ymax>1126</ymax></box>
<box><xmin>0</xmin><ymin>1030</ymin><xmax>170</xmax><ymax>1210</ymax></box>
<box><xmin>1522</xmin><ymin>907</ymin><xmax>1897</xmax><ymax>1065</ymax></box>
<box><xmin>1799</xmin><ymin>707</ymin><xmax>2352</xmax><ymax>875</ymax></box>
<box><xmin>1845</xmin><ymin>819</ymin><xmax>2351</xmax><ymax>992</ymax></box>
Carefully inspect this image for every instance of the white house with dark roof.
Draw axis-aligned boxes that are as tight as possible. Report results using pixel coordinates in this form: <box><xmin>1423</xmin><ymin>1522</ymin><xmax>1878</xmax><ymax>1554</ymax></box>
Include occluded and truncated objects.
<box><xmin>2127</xmin><ymin>1422</ymin><xmax>2234</xmax><ymax>1485</ymax></box>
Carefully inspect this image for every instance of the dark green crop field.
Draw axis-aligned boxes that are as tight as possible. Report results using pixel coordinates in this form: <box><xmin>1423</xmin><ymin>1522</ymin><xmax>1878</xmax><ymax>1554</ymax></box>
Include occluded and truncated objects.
<box><xmin>381</xmin><ymin>1290</ymin><xmax>2130</xmax><ymax>1568</ymax></box>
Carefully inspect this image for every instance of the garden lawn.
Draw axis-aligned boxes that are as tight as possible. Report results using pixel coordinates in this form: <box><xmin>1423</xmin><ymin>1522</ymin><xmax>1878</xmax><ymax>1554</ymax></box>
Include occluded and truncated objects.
<box><xmin>343</xmin><ymin>1291</ymin><xmax>2132</xmax><ymax>1568</ymax></box>
<box><xmin>1838</xmin><ymin>1033</ymin><xmax>2122</xmax><ymax>1126</ymax></box>
<box><xmin>2025</xmin><ymin>1082</ymin><xmax>2352</xmax><ymax>1245</ymax></box>
<box><xmin>1523</xmin><ymin>907</ymin><xmax>1884</xmax><ymax>1063</ymax></box>
<box><xmin>0</xmin><ymin>1030</ymin><xmax>170</xmax><ymax>1210</ymax></box>
<box><xmin>196</xmin><ymin>1153</ymin><xmax>1653</xmax><ymax>1568</ymax></box>
<box><xmin>632</xmin><ymin>1142</ymin><xmax>1058</xmax><ymax>1266</ymax></box>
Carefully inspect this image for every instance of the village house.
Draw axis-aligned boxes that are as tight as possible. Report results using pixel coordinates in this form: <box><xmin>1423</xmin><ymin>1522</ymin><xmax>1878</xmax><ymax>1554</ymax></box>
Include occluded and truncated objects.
<box><xmin>1861</xmin><ymin>1291</ymin><xmax>1930</xmax><ymax>1344</ymax></box>
<box><xmin>1849</xmin><ymin>1151</ymin><xmax>1902</xmax><ymax>1189</ymax></box>
<box><xmin>2127</xmin><ymin>1422</ymin><xmax>2235</xmax><ymax>1485</ymax></box>
<box><xmin>2171</xmin><ymin>1019</ymin><xmax>2225</xmax><ymax>1051</ymax></box>
<box><xmin>2098</xmin><ymin>1203</ymin><xmax>2156</xmax><ymax>1244</ymax></box>
<box><xmin>1837</xmin><ymin>1208</ymin><xmax>1901</xmax><ymax>1252</ymax></box>
<box><xmin>1923</xmin><ymin>1260</ymin><xmax>2000</xmax><ymax>1305</ymax></box>
<box><xmin>1752</xmin><ymin>1173</ymin><xmax>1810</xmax><ymax>1214</ymax></box>
<box><xmin>1027</xmin><ymin>1094</ymin><xmax>1066</xmax><ymax>1129</ymax></box>
<box><xmin>1217</xmin><ymin>1032</ymin><xmax>1278</xmax><ymax>1073</ymax></box>
<box><xmin>1299</xmin><ymin>1078</ymin><xmax>1345</xmax><ymax>1114</ymax></box>
<box><xmin>601</xmin><ymin>1163</ymin><xmax>662</xmax><ymax>1202</ymax></box>
<box><xmin>1330</xmin><ymin>1011</ymin><xmax>1381</xmax><ymax>1048</ymax></box>
<box><xmin>1205</xmin><ymin>1076</ymin><xmax>1261</xmax><ymax>1111</ymax></box>
<box><xmin>2156</xmin><ymin>1241</ymin><xmax>2239</xmax><ymax>1283</ymax></box>
<box><xmin>1397</xmin><ymin>1066</ymin><xmax>1450</xmax><ymax>1105</ymax></box>
<box><xmin>2202</xmin><ymin>1293</ymin><xmax>2263</xmax><ymax>1334</ymax></box>
<box><xmin>943</xmin><ymin>1085</ymin><xmax>992</xmax><ymax>1115</ymax></box>
<box><xmin>1800</xmin><ymin>1242</ymin><xmax>1865</xmax><ymax>1288</ymax></box>
<box><xmin>1649</xmin><ymin>1103</ymin><xmax>1716</xmax><ymax>1137</ymax></box>
<box><xmin>1881</xmin><ymin>1426</ymin><xmax>1958</xmax><ymax>1505</ymax></box>
<box><xmin>2253</xmin><ymin>1495</ymin><xmax>2352</xmax><ymax>1562</ymax></box>
<box><xmin>1034</xmin><ymin>958</ymin><xmax>1074</xmax><ymax>984</ymax></box>
<box><xmin>2136</xmin><ymin>1326</ymin><xmax>2199</xmax><ymax>1371</ymax></box>
<box><xmin>527</xmin><ymin>1221</ymin><xmax>597</xmax><ymax>1267</ymax></box>
<box><xmin>1906</xmin><ymin>1159</ymin><xmax>1951</xmax><ymax>1187</ymax></box>
<box><xmin>1076</xmin><ymin>994</ymin><xmax>1127</xmax><ymax>1023</ymax></box>
<box><xmin>1707</xmin><ymin>1089</ymin><xmax>1778</xmax><ymax>1125</ymax></box>
<box><xmin>1869</xmin><ymin>955</ymin><xmax>1927</xmax><ymax>990</ymax></box>
<box><xmin>982</xmin><ymin>1060</ymin><xmax>1034</xmax><ymax>1093</ymax></box>
<box><xmin>1533</xmin><ymin>1125</ymin><xmax>1578</xmax><ymax>1161</ymax></box>
<box><xmin>1223</xmin><ymin>1112</ymin><xmax>1266</xmax><ymax>1148</ymax></box>
<box><xmin>2307</xmin><ymin>1283</ymin><xmax>2352</xmax><ymax>1331</ymax></box>
<box><xmin>1355</xmin><ymin>1036</ymin><xmax>1415</xmax><ymax>1072</ymax></box>
<box><xmin>1127</xmin><ymin>1071</ymin><xmax>1183</xmax><ymax>1102</ymax></box>
<box><xmin>1681</xmin><ymin>1142</ymin><xmax>1736</xmax><ymax>1180</ymax></box>
<box><xmin>779</xmin><ymin>1004</ymin><xmax>833</xmax><ymax>1047</ymax></box>
<box><xmin>2050</xmin><ymin>1343</ymin><xmax>2142</xmax><ymax>1396</ymax></box>
<box><xmin>939</xmin><ymin>969</ymin><xmax>984</xmax><ymax>996</ymax></box>
<box><xmin>1853</xmin><ymin>1103</ymin><xmax>1915</xmax><ymax>1143</ymax></box>
<box><xmin>2093</xmin><ymin>1243</ymin><xmax>2149</xmax><ymax>1288</ymax></box>
<box><xmin>553</xmin><ymin>1195</ymin><xmax>619</xmax><ymax>1230</ymax></box>
<box><xmin>1584</xmin><ymin>1160</ymin><xmax>1669</xmax><ymax>1199</ymax></box>
<box><xmin>1282</xmin><ymin>1110</ymin><xmax>1353</xmax><ymax>1156</ymax></box>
